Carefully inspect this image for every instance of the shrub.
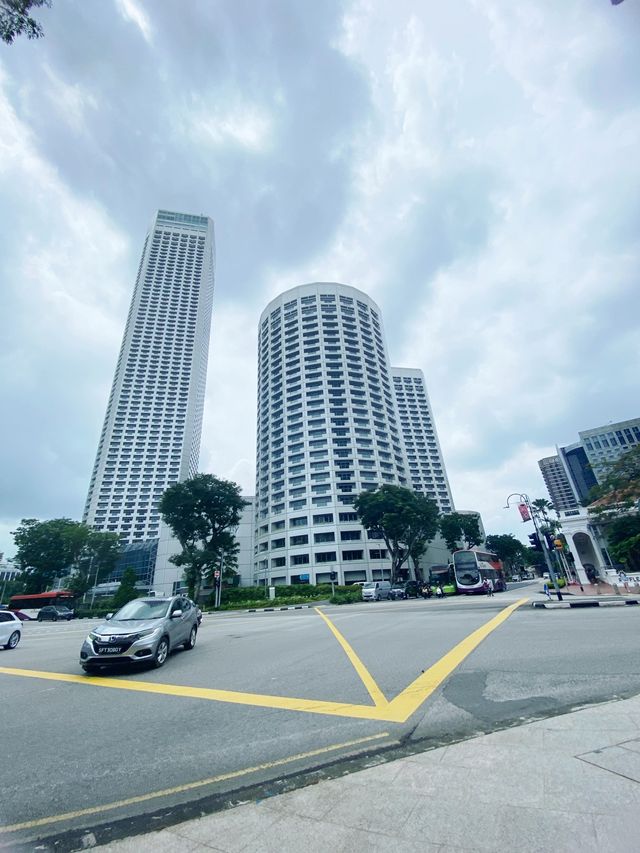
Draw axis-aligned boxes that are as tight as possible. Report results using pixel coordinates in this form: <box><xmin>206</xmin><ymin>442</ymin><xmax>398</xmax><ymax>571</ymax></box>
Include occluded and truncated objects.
<box><xmin>329</xmin><ymin>590</ymin><xmax>362</xmax><ymax>605</ymax></box>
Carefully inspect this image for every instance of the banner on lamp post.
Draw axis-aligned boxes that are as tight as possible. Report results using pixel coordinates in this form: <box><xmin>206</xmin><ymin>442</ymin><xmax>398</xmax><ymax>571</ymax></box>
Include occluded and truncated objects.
<box><xmin>518</xmin><ymin>503</ymin><xmax>531</xmax><ymax>522</ymax></box>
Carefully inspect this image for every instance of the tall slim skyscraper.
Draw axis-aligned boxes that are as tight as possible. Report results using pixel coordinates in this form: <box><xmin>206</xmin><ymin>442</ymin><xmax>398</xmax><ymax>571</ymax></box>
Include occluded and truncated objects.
<box><xmin>392</xmin><ymin>368</ymin><xmax>454</xmax><ymax>513</ymax></box>
<box><xmin>84</xmin><ymin>210</ymin><xmax>215</xmax><ymax>543</ymax></box>
<box><xmin>254</xmin><ymin>283</ymin><xmax>409</xmax><ymax>586</ymax></box>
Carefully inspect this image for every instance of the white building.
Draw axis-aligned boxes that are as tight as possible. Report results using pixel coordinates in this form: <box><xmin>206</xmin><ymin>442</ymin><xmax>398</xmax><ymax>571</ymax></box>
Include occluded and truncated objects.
<box><xmin>392</xmin><ymin>368</ymin><xmax>454</xmax><ymax>513</ymax></box>
<box><xmin>153</xmin><ymin>498</ymin><xmax>255</xmax><ymax>596</ymax></box>
<box><xmin>579</xmin><ymin>418</ymin><xmax>640</xmax><ymax>482</ymax></box>
<box><xmin>254</xmin><ymin>282</ymin><xmax>414</xmax><ymax>586</ymax></box>
<box><xmin>83</xmin><ymin>210</ymin><xmax>215</xmax><ymax>543</ymax></box>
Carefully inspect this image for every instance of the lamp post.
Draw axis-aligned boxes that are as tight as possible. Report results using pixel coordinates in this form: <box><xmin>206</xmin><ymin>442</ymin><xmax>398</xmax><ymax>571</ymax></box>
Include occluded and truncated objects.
<box><xmin>504</xmin><ymin>493</ymin><xmax>563</xmax><ymax>601</ymax></box>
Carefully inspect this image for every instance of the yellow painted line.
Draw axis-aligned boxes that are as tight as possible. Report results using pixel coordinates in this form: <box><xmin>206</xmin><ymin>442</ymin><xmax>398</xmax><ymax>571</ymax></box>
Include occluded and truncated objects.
<box><xmin>0</xmin><ymin>732</ymin><xmax>390</xmax><ymax>835</ymax></box>
<box><xmin>383</xmin><ymin>598</ymin><xmax>529</xmax><ymax>723</ymax></box>
<box><xmin>0</xmin><ymin>598</ymin><xmax>527</xmax><ymax>726</ymax></box>
<box><xmin>313</xmin><ymin>606</ymin><xmax>387</xmax><ymax>707</ymax></box>
<box><xmin>0</xmin><ymin>665</ymin><xmax>389</xmax><ymax>720</ymax></box>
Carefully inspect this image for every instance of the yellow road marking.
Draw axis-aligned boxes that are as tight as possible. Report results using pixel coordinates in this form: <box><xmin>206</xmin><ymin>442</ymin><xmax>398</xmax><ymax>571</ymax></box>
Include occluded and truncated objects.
<box><xmin>313</xmin><ymin>606</ymin><xmax>387</xmax><ymax>707</ymax></box>
<box><xmin>0</xmin><ymin>733</ymin><xmax>390</xmax><ymax>835</ymax></box>
<box><xmin>382</xmin><ymin>597</ymin><xmax>528</xmax><ymax>722</ymax></box>
<box><xmin>0</xmin><ymin>599</ymin><xmax>528</xmax><ymax>725</ymax></box>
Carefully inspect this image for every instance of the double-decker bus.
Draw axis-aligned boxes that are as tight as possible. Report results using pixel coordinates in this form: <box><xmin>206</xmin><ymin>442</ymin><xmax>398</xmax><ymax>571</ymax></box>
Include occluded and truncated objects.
<box><xmin>9</xmin><ymin>590</ymin><xmax>76</xmax><ymax>620</ymax></box>
<box><xmin>452</xmin><ymin>550</ymin><xmax>507</xmax><ymax>594</ymax></box>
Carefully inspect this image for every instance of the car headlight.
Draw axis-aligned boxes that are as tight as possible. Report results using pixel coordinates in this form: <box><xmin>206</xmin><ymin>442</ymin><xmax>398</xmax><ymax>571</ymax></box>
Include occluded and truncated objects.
<box><xmin>136</xmin><ymin>627</ymin><xmax>161</xmax><ymax>639</ymax></box>
<box><xmin>88</xmin><ymin>632</ymin><xmax>100</xmax><ymax>642</ymax></box>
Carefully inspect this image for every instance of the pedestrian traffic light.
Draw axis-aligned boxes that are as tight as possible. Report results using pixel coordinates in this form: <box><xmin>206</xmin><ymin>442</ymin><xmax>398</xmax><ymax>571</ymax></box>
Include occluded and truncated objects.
<box><xmin>543</xmin><ymin>532</ymin><xmax>555</xmax><ymax>551</ymax></box>
<box><xmin>329</xmin><ymin>571</ymin><xmax>337</xmax><ymax>581</ymax></box>
<box><xmin>528</xmin><ymin>533</ymin><xmax>542</xmax><ymax>551</ymax></box>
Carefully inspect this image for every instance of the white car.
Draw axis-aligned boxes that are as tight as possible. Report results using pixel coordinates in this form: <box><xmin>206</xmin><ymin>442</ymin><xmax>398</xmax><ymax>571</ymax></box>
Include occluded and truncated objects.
<box><xmin>0</xmin><ymin>611</ymin><xmax>22</xmax><ymax>650</ymax></box>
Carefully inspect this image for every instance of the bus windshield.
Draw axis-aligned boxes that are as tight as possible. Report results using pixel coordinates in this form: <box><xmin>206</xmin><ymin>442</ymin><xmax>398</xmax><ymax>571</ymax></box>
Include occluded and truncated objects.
<box><xmin>453</xmin><ymin>552</ymin><xmax>480</xmax><ymax>585</ymax></box>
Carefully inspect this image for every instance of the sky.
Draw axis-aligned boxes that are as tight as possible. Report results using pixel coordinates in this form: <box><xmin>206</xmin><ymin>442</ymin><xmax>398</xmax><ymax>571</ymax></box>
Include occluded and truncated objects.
<box><xmin>1</xmin><ymin>0</ymin><xmax>639</xmax><ymax>558</ymax></box>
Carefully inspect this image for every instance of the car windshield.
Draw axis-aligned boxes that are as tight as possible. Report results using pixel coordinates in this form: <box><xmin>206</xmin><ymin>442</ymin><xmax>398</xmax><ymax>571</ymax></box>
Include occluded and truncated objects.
<box><xmin>363</xmin><ymin>582</ymin><xmax>376</xmax><ymax>589</ymax></box>
<box><xmin>113</xmin><ymin>600</ymin><xmax>170</xmax><ymax>621</ymax></box>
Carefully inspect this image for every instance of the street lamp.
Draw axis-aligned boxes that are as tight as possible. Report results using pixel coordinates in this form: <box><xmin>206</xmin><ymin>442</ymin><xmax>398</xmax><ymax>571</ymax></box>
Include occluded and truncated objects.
<box><xmin>504</xmin><ymin>493</ymin><xmax>563</xmax><ymax>601</ymax></box>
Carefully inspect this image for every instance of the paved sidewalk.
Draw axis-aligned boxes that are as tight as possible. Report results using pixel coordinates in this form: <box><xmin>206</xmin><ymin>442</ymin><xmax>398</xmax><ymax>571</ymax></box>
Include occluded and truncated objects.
<box><xmin>94</xmin><ymin>694</ymin><xmax>640</xmax><ymax>853</ymax></box>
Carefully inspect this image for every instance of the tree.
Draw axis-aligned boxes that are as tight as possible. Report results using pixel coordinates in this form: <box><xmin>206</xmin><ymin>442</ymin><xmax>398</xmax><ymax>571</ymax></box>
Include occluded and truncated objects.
<box><xmin>439</xmin><ymin>513</ymin><xmax>483</xmax><ymax>553</ymax></box>
<box><xmin>12</xmin><ymin>518</ymin><xmax>121</xmax><ymax>595</ymax></box>
<box><xmin>584</xmin><ymin>446</ymin><xmax>640</xmax><ymax>572</ymax></box>
<box><xmin>112</xmin><ymin>567</ymin><xmax>138</xmax><ymax>611</ymax></box>
<box><xmin>12</xmin><ymin>518</ymin><xmax>90</xmax><ymax>593</ymax></box>
<box><xmin>0</xmin><ymin>0</ymin><xmax>51</xmax><ymax>44</ymax></box>
<box><xmin>353</xmin><ymin>485</ymin><xmax>440</xmax><ymax>584</ymax></box>
<box><xmin>485</xmin><ymin>534</ymin><xmax>525</xmax><ymax>574</ymax></box>
<box><xmin>69</xmin><ymin>531</ymin><xmax>121</xmax><ymax>596</ymax></box>
<box><xmin>159</xmin><ymin>474</ymin><xmax>248</xmax><ymax>600</ymax></box>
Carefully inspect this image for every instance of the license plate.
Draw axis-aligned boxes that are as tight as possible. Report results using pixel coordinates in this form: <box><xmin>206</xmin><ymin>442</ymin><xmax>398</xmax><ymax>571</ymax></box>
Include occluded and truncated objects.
<box><xmin>99</xmin><ymin>647</ymin><xmax>123</xmax><ymax>655</ymax></box>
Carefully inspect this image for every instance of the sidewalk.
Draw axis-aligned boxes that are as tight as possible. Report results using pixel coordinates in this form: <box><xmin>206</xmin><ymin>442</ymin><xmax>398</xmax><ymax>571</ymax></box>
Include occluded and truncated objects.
<box><xmin>94</xmin><ymin>694</ymin><xmax>640</xmax><ymax>852</ymax></box>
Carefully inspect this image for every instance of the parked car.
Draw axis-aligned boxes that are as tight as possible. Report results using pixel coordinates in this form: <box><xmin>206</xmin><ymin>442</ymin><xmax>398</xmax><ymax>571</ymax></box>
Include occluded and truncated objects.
<box><xmin>362</xmin><ymin>581</ymin><xmax>392</xmax><ymax>601</ymax></box>
<box><xmin>79</xmin><ymin>595</ymin><xmax>198</xmax><ymax>673</ymax></box>
<box><xmin>403</xmin><ymin>581</ymin><xmax>420</xmax><ymax>598</ymax></box>
<box><xmin>37</xmin><ymin>606</ymin><xmax>74</xmax><ymax>622</ymax></box>
<box><xmin>389</xmin><ymin>584</ymin><xmax>407</xmax><ymax>600</ymax></box>
<box><xmin>0</xmin><ymin>611</ymin><xmax>22</xmax><ymax>649</ymax></box>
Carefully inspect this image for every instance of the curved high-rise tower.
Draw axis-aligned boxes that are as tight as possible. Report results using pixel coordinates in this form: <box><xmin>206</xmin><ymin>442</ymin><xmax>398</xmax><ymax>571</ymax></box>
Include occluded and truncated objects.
<box><xmin>254</xmin><ymin>283</ymin><xmax>408</xmax><ymax>585</ymax></box>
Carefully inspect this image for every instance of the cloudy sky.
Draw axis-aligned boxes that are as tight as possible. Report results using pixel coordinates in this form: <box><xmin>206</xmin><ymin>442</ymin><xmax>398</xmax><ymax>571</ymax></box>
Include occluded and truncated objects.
<box><xmin>1</xmin><ymin>0</ymin><xmax>638</xmax><ymax>557</ymax></box>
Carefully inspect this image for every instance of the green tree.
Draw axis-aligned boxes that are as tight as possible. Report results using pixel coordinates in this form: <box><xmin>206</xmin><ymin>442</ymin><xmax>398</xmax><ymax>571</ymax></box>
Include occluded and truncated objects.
<box><xmin>12</xmin><ymin>518</ymin><xmax>90</xmax><ymax>593</ymax></box>
<box><xmin>353</xmin><ymin>485</ymin><xmax>440</xmax><ymax>583</ymax></box>
<box><xmin>439</xmin><ymin>512</ymin><xmax>483</xmax><ymax>553</ymax></box>
<box><xmin>69</xmin><ymin>531</ymin><xmax>121</xmax><ymax>596</ymax></box>
<box><xmin>1</xmin><ymin>0</ymin><xmax>51</xmax><ymax>44</ymax></box>
<box><xmin>584</xmin><ymin>446</ymin><xmax>640</xmax><ymax>572</ymax></box>
<box><xmin>112</xmin><ymin>567</ymin><xmax>138</xmax><ymax>611</ymax></box>
<box><xmin>485</xmin><ymin>534</ymin><xmax>525</xmax><ymax>574</ymax></box>
<box><xmin>159</xmin><ymin>474</ymin><xmax>247</xmax><ymax>600</ymax></box>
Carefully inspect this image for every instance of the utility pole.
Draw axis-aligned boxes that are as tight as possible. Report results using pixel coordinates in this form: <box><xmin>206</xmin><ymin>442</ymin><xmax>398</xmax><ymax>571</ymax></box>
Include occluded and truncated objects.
<box><xmin>505</xmin><ymin>493</ymin><xmax>563</xmax><ymax>601</ymax></box>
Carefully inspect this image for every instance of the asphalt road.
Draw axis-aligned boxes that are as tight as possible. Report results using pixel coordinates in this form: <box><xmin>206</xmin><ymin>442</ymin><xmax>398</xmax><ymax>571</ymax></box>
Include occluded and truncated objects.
<box><xmin>2</xmin><ymin>584</ymin><xmax>640</xmax><ymax>851</ymax></box>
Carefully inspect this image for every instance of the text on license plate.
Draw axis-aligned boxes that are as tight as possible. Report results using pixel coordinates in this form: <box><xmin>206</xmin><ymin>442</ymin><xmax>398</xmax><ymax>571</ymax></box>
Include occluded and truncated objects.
<box><xmin>99</xmin><ymin>647</ymin><xmax>123</xmax><ymax>654</ymax></box>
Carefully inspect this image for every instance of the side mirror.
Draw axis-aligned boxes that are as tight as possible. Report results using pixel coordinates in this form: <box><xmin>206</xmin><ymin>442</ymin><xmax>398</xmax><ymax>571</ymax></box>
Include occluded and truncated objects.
<box><xmin>171</xmin><ymin>609</ymin><xmax>183</xmax><ymax>619</ymax></box>
<box><xmin>106</xmin><ymin>613</ymin><xmax>113</xmax><ymax>621</ymax></box>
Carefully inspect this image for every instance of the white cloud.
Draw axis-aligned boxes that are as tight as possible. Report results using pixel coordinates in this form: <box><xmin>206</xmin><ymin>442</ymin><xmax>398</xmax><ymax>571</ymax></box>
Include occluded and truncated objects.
<box><xmin>0</xmin><ymin>0</ymin><xmax>638</xmax><ymax>557</ymax></box>
<box><xmin>115</xmin><ymin>0</ymin><xmax>152</xmax><ymax>43</ymax></box>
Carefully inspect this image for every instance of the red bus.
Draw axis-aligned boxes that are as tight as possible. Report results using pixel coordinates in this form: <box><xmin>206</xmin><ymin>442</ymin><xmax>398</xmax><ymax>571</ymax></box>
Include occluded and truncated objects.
<box><xmin>9</xmin><ymin>591</ymin><xmax>76</xmax><ymax>619</ymax></box>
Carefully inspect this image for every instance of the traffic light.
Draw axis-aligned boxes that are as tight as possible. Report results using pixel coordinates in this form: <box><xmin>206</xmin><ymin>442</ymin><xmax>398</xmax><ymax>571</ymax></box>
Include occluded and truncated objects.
<box><xmin>528</xmin><ymin>533</ymin><xmax>542</xmax><ymax>551</ymax></box>
<box><xmin>543</xmin><ymin>532</ymin><xmax>555</xmax><ymax>551</ymax></box>
<box><xmin>329</xmin><ymin>571</ymin><xmax>337</xmax><ymax>581</ymax></box>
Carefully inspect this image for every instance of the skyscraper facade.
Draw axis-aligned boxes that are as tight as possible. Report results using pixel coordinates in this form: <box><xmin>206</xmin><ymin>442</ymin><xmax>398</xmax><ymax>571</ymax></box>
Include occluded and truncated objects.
<box><xmin>254</xmin><ymin>283</ymin><xmax>409</xmax><ymax>585</ymax></box>
<box><xmin>84</xmin><ymin>210</ymin><xmax>215</xmax><ymax>543</ymax></box>
<box><xmin>539</xmin><ymin>454</ymin><xmax>579</xmax><ymax>512</ymax></box>
<box><xmin>579</xmin><ymin>418</ymin><xmax>640</xmax><ymax>482</ymax></box>
<box><xmin>392</xmin><ymin>368</ymin><xmax>454</xmax><ymax>513</ymax></box>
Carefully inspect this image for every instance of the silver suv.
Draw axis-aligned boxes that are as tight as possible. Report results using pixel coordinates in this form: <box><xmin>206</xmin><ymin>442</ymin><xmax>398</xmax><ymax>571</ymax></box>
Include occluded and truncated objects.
<box><xmin>80</xmin><ymin>596</ymin><xmax>198</xmax><ymax>673</ymax></box>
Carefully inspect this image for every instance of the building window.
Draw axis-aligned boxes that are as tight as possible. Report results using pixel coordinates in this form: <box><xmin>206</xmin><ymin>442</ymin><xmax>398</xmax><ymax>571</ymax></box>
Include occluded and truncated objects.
<box><xmin>314</xmin><ymin>532</ymin><xmax>335</xmax><ymax>543</ymax></box>
<box><xmin>315</xmin><ymin>551</ymin><xmax>337</xmax><ymax>563</ymax></box>
<box><xmin>340</xmin><ymin>530</ymin><xmax>361</xmax><ymax>541</ymax></box>
<box><xmin>342</xmin><ymin>550</ymin><xmax>364</xmax><ymax>561</ymax></box>
<box><xmin>290</xmin><ymin>534</ymin><xmax>309</xmax><ymax>546</ymax></box>
<box><xmin>290</xmin><ymin>516</ymin><xmax>308</xmax><ymax>527</ymax></box>
<box><xmin>291</xmin><ymin>554</ymin><xmax>310</xmax><ymax>566</ymax></box>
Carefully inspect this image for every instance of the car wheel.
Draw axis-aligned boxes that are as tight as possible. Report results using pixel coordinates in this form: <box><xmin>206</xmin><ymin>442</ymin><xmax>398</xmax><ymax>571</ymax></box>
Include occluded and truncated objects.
<box><xmin>153</xmin><ymin>636</ymin><xmax>170</xmax><ymax>668</ymax></box>
<box><xmin>37</xmin><ymin>614</ymin><xmax>43</xmax><ymax>622</ymax></box>
<box><xmin>5</xmin><ymin>631</ymin><xmax>20</xmax><ymax>650</ymax></box>
<box><xmin>52</xmin><ymin>614</ymin><xmax>58</xmax><ymax>622</ymax></box>
<box><xmin>184</xmin><ymin>625</ymin><xmax>197</xmax><ymax>650</ymax></box>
